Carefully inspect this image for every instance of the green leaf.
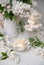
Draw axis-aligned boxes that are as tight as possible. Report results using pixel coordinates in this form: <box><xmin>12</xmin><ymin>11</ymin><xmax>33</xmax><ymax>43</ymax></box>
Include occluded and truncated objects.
<box><xmin>0</xmin><ymin>33</ymin><xmax>4</xmax><ymax>37</ymax></box>
<box><xmin>23</xmin><ymin>0</ymin><xmax>32</xmax><ymax>5</ymax></box>
<box><xmin>4</xmin><ymin>10</ymin><xmax>15</xmax><ymax>21</ymax></box>
<box><xmin>9</xmin><ymin>0</ymin><xmax>12</xmax><ymax>9</ymax></box>
<box><xmin>29</xmin><ymin>38</ymin><xmax>35</xmax><ymax>43</ymax></box>
<box><xmin>1</xmin><ymin>52</ymin><xmax>7</xmax><ymax>56</ymax></box>
<box><xmin>8</xmin><ymin>11</ymin><xmax>14</xmax><ymax>20</ymax></box>
<box><xmin>0</xmin><ymin>52</ymin><xmax>8</xmax><ymax>60</ymax></box>
<box><xmin>0</xmin><ymin>4</ymin><xmax>5</xmax><ymax>13</ymax></box>
<box><xmin>10</xmin><ymin>49</ymin><xmax>13</xmax><ymax>52</ymax></box>
<box><xmin>18</xmin><ymin>21</ymin><xmax>25</xmax><ymax>32</ymax></box>
<box><xmin>29</xmin><ymin>37</ymin><xmax>44</xmax><ymax>48</ymax></box>
<box><xmin>17</xmin><ymin>0</ymin><xmax>32</xmax><ymax>5</ymax></box>
<box><xmin>1</xmin><ymin>56</ymin><xmax>8</xmax><ymax>60</ymax></box>
<box><xmin>4</xmin><ymin>10</ymin><xmax>9</xmax><ymax>19</ymax></box>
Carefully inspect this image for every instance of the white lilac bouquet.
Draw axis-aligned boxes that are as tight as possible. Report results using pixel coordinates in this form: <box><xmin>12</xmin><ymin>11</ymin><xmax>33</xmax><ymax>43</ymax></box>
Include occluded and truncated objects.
<box><xmin>0</xmin><ymin>0</ymin><xmax>42</xmax><ymax>32</ymax></box>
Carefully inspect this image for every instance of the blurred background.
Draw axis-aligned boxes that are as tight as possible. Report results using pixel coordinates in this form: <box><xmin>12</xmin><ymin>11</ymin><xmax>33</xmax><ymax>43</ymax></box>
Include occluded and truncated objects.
<box><xmin>36</xmin><ymin>0</ymin><xmax>44</xmax><ymax>26</ymax></box>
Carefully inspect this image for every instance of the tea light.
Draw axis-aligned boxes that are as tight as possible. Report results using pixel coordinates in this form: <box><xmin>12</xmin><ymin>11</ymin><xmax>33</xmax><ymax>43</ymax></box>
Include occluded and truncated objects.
<box><xmin>31</xmin><ymin>10</ymin><xmax>41</xmax><ymax>17</ymax></box>
<box><xmin>24</xmin><ymin>25</ymin><xmax>33</xmax><ymax>31</ymax></box>
<box><xmin>30</xmin><ymin>15</ymin><xmax>41</xmax><ymax>20</ymax></box>
<box><xmin>28</xmin><ymin>19</ymin><xmax>40</xmax><ymax>24</ymax></box>
<box><xmin>13</xmin><ymin>39</ymin><xmax>31</xmax><ymax>51</ymax></box>
<box><xmin>30</xmin><ymin>10</ymin><xmax>41</xmax><ymax>20</ymax></box>
<box><xmin>30</xmin><ymin>23</ymin><xmax>42</xmax><ymax>29</ymax></box>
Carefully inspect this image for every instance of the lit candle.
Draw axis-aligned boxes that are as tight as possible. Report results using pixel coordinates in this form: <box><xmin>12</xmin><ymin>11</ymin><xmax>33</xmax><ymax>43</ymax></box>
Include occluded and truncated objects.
<box><xmin>28</xmin><ymin>19</ymin><xmax>40</xmax><ymax>24</ymax></box>
<box><xmin>13</xmin><ymin>39</ymin><xmax>31</xmax><ymax>51</ymax></box>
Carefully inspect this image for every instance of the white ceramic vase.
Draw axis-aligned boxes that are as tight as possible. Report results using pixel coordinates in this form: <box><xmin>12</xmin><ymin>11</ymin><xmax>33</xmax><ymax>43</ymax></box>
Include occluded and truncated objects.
<box><xmin>4</xmin><ymin>19</ymin><xmax>17</xmax><ymax>38</ymax></box>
